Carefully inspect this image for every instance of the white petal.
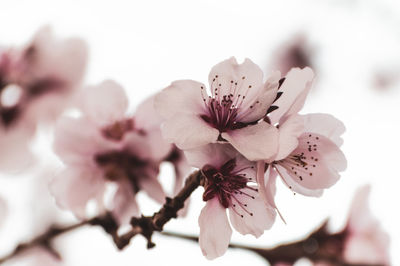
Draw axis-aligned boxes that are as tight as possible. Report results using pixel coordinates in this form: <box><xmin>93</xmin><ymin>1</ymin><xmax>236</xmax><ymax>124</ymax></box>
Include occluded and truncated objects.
<box><xmin>198</xmin><ymin>198</ymin><xmax>232</xmax><ymax>260</ymax></box>
<box><xmin>221</xmin><ymin>122</ymin><xmax>279</xmax><ymax>161</ymax></box>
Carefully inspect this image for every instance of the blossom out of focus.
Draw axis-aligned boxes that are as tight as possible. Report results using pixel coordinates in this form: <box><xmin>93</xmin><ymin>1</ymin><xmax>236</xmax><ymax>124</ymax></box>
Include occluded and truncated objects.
<box><xmin>51</xmin><ymin>80</ymin><xmax>188</xmax><ymax>225</ymax></box>
<box><xmin>0</xmin><ymin>27</ymin><xmax>87</xmax><ymax>172</ymax></box>
<box><xmin>343</xmin><ymin>185</ymin><xmax>390</xmax><ymax>265</ymax></box>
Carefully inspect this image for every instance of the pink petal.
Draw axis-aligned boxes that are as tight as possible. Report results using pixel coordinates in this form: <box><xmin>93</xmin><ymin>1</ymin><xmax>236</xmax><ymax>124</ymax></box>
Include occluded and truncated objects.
<box><xmin>53</xmin><ymin>116</ymin><xmax>112</xmax><ymax>166</ymax></box>
<box><xmin>161</xmin><ymin>114</ymin><xmax>219</xmax><ymax>149</ymax></box>
<box><xmin>198</xmin><ymin>198</ymin><xmax>232</xmax><ymax>260</ymax></box>
<box><xmin>154</xmin><ymin>80</ymin><xmax>206</xmax><ymax>119</ymax></box>
<box><xmin>344</xmin><ymin>236</ymin><xmax>390</xmax><ymax>265</ymax></box>
<box><xmin>347</xmin><ymin>185</ymin><xmax>373</xmax><ymax>230</ymax></box>
<box><xmin>139</xmin><ymin>176</ymin><xmax>166</xmax><ymax>204</ymax></box>
<box><xmin>256</xmin><ymin>162</ymin><xmax>277</xmax><ymax>209</ymax></box>
<box><xmin>346</xmin><ymin>185</ymin><xmax>390</xmax><ymax>262</ymax></box>
<box><xmin>140</xmin><ymin>129</ymin><xmax>172</xmax><ymax>161</ymax></box>
<box><xmin>184</xmin><ymin>143</ymin><xmax>238</xmax><ymax>169</ymax></box>
<box><xmin>112</xmin><ymin>179</ymin><xmax>140</xmax><ymax>225</ymax></box>
<box><xmin>228</xmin><ymin>187</ymin><xmax>276</xmax><ymax>237</ymax></box>
<box><xmin>172</xmin><ymin>154</ymin><xmax>192</xmax><ymax>195</ymax></box>
<box><xmin>30</xmin><ymin>26</ymin><xmax>88</xmax><ymax>86</ymax></box>
<box><xmin>134</xmin><ymin>94</ymin><xmax>164</xmax><ymax>131</ymax></box>
<box><xmin>50</xmin><ymin>168</ymin><xmax>106</xmax><ymax>219</ymax></box>
<box><xmin>274</xmin><ymin>114</ymin><xmax>304</xmax><ymax>161</ymax></box>
<box><xmin>269</xmin><ymin>67</ymin><xmax>314</xmax><ymax>124</ymax></box>
<box><xmin>0</xmin><ymin>126</ymin><xmax>35</xmax><ymax>173</ymax></box>
<box><xmin>25</xmin><ymin>247</ymin><xmax>62</xmax><ymax>266</ymax></box>
<box><xmin>221</xmin><ymin>121</ymin><xmax>279</xmax><ymax>161</ymax></box>
<box><xmin>80</xmin><ymin>80</ymin><xmax>128</xmax><ymax>126</ymax></box>
<box><xmin>274</xmin><ymin>165</ymin><xmax>323</xmax><ymax>197</ymax></box>
<box><xmin>239</xmin><ymin>71</ymin><xmax>280</xmax><ymax>123</ymax></box>
<box><xmin>276</xmin><ymin>133</ymin><xmax>346</xmax><ymax>192</ymax></box>
<box><xmin>303</xmin><ymin>113</ymin><xmax>345</xmax><ymax>146</ymax></box>
<box><xmin>208</xmin><ymin>57</ymin><xmax>264</xmax><ymax>100</ymax></box>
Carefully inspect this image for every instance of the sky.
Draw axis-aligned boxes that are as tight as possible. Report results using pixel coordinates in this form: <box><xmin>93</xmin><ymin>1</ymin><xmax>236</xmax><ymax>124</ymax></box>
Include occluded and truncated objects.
<box><xmin>0</xmin><ymin>0</ymin><xmax>399</xmax><ymax>265</ymax></box>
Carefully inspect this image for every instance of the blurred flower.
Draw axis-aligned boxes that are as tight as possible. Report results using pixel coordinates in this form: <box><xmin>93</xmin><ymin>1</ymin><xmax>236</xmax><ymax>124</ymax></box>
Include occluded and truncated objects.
<box><xmin>155</xmin><ymin>57</ymin><xmax>282</xmax><ymax>161</ymax></box>
<box><xmin>0</xmin><ymin>26</ymin><xmax>87</xmax><ymax>172</ymax></box>
<box><xmin>269</xmin><ymin>35</ymin><xmax>314</xmax><ymax>76</ymax></box>
<box><xmin>51</xmin><ymin>81</ymin><xmax>172</xmax><ymax>225</ymax></box>
<box><xmin>256</xmin><ymin>68</ymin><xmax>346</xmax><ymax>214</ymax></box>
<box><xmin>185</xmin><ymin>144</ymin><xmax>276</xmax><ymax>259</ymax></box>
<box><xmin>343</xmin><ymin>185</ymin><xmax>390</xmax><ymax>265</ymax></box>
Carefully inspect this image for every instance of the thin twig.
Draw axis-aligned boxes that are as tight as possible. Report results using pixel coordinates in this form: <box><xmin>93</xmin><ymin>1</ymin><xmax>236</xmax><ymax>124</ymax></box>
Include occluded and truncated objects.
<box><xmin>0</xmin><ymin>170</ymin><xmax>203</xmax><ymax>263</ymax></box>
<box><xmin>161</xmin><ymin>221</ymin><xmax>384</xmax><ymax>266</ymax></box>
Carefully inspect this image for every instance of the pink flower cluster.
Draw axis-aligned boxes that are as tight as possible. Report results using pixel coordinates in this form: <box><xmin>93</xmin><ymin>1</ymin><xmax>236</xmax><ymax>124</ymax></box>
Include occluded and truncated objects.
<box><xmin>0</xmin><ymin>27</ymin><xmax>87</xmax><ymax>172</ymax></box>
<box><xmin>51</xmin><ymin>81</ymin><xmax>189</xmax><ymax>225</ymax></box>
<box><xmin>155</xmin><ymin>57</ymin><xmax>347</xmax><ymax>259</ymax></box>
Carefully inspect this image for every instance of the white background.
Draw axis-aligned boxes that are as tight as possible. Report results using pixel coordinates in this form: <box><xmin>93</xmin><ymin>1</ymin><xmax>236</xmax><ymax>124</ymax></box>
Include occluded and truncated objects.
<box><xmin>0</xmin><ymin>0</ymin><xmax>399</xmax><ymax>265</ymax></box>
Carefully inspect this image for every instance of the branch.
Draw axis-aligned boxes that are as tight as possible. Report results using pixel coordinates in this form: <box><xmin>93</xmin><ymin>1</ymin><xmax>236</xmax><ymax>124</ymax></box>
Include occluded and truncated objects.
<box><xmin>161</xmin><ymin>221</ymin><xmax>384</xmax><ymax>266</ymax></box>
<box><xmin>0</xmin><ymin>170</ymin><xmax>203</xmax><ymax>263</ymax></box>
<box><xmin>115</xmin><ymin>170</ymin><xmax>203</xmax><ymax>249</ymax></box>
<box><xmin>0</xmin><ymin>217</ymin><xmax>97</xmax><ymax>264</ymax></box>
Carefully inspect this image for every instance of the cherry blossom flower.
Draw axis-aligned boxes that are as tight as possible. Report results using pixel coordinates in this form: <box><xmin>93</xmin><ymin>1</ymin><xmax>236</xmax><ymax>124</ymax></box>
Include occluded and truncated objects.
<box><xmin>256</xmin><ymin>67</ymin><xmax>346</xmax><ymax>213</ymax></box>
<box><xmin>0</xmin><ymin>27</ymin><xmax>87</xmax><ymax>172</ymax></box>
<box><xmin>51</xmin><ymin>81</ymin><xmax>172</xmax><ymax>225</ymax></box>
<box><xmin>185</xmin><ymin>144</ymin><xmax>276</xmax><ymax>259</ymax></box>
<box><xmin>155</xmin><ymin>57</ymin><xmax>283</xmax><ymax>161</ymax></box>
<box><xmin>343</xmin><ymin>185</ymin><xmax>390</xmax><ymax>265</ymax></box>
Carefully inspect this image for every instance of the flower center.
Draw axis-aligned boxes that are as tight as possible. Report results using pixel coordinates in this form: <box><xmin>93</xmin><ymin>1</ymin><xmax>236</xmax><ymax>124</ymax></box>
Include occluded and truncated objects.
<box><xmin>95</xmin><ymin>150</ymin><xmax>156</xmax><ymax>193</ymax></box>
<box><xmin>201</xmin><ymin>158</ymin><xmax>256</xmax><ymax>211</ymax></box>
<box><xmin>102</xmin><ymin>118</ymin><xmax>135</xmax><ymax>141</ymax></box>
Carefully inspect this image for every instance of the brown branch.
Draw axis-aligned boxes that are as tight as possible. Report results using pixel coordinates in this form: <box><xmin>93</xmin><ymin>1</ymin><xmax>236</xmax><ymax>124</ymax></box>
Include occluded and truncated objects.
<box><xmin>115</xmin><ymin>170</ymin><xmax>203</xmax><ymax>249</ymax></box>
<box><xmin>161</xmin><ymin>221</ymin><xmax>384</xmax><ymax>266</ymax></box>
<box><xmin>0</xmin><ymin>217</ymin><xmax>96</xmax><ymax>264</ymax></box>
<box><xmin>0</xmin><ymin>170</ymin><xmax>203</xmax><ymax>263</ymax></box>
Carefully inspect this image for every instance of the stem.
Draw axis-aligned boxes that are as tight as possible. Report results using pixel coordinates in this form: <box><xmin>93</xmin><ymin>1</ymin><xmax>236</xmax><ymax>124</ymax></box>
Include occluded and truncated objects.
<box><xmin>118</xmin><ymin>170</ymin><xmax>203</xmax><ymax>249</ymax></box>
<box><xmin>0</xmin><ymin>170</ymin><xmax>203</xmax><ymax>263</ymax></box>
<box><xmin>0</xmin><ymin>218</ymin><xmax>94</xmax><ymax>264</ymax></box>
<box><xmin>161</xmin><ymin>221</ymin><xmax>384</xmax><ymax>266</ymax></box>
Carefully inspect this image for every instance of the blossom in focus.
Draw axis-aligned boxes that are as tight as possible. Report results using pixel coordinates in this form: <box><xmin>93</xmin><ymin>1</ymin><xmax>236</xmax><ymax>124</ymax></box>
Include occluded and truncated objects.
<box><xmin>343</xmin><ymin>185</ymin><xmax>390</xmax><ymax>265</ymax></box>
<box><xmin>256</xmin><ymin>68</ymin><xmax>346</xmax><ymax>212</ymax></box>
<box><xmin>155</xmin><ymin>57</ymin><xmax>283</xmax><ymax>161</ymax></box>
<box><xmin>51</xmin><ymin>81</ymin><xmax>172</xmax><ymax>225</ymax></box>
<box><xmin>185</xmin><ymin>144</ymin><xmax>276</xmax><ymax>259</ymax></box>
<box><xmin>0</xmin><ymin>26</ymin><xmax>87</xmax><ymax>172</ymax></box>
